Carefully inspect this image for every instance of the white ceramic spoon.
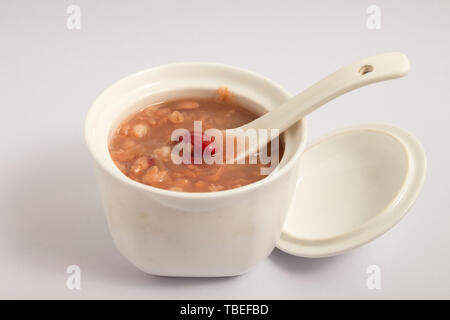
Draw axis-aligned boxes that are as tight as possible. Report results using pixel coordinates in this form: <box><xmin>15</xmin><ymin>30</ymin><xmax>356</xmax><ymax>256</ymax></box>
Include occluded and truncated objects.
<box><xmin>230</xmin><ymin>52</ymin><xmax>410</xmax><ymax>162</ymax></box>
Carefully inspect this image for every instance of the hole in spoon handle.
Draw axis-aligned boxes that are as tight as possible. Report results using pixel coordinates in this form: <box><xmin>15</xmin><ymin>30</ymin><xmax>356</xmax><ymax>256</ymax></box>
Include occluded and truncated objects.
<box><xmin>359</xmin><ymin>65</ymin><xmax>374</xmax><ymax>75</ymax></box>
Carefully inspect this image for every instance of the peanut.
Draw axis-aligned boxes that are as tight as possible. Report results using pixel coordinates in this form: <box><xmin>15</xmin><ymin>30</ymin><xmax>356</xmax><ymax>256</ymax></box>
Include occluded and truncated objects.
<box><xmin>168</xmin><ymin>111</ymin><xmax>184</xmax><ymax>124</ymax></box>
<box><xmin>130</xmin><ymin>156</ymin><xmax>150</xmax><ymax>175</ymax></box>
<box><xmin>132</xmin><ymin>124</ymin><xmax>148</xmax><ymax>139</ymax></box>
<box><xmin>175</xmin><ymin>101</ymin><xmax>200</xmax><ymax>110</ymax></box>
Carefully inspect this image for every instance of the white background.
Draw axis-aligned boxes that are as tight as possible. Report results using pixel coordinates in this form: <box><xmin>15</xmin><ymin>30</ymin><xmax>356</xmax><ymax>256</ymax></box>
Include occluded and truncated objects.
<box><xmin>1</xmin><ymin>0</ymin><xmax>449</xmax><ymax>299</ymax></box>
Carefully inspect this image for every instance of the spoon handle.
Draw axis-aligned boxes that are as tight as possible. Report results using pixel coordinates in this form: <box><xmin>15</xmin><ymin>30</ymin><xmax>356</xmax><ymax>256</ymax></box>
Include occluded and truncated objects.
<box><xmin>241</xmin><ymin>52</ymin><xmax>410</xmax><ymax>133</ymax></box>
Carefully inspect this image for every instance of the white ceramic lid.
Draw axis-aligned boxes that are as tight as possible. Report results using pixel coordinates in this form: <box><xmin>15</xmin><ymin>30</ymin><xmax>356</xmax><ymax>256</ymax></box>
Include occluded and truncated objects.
<box><xmin>276</xmin><ymin>123</ymin><xmax>426</xmax><ymax>257</ymax></box>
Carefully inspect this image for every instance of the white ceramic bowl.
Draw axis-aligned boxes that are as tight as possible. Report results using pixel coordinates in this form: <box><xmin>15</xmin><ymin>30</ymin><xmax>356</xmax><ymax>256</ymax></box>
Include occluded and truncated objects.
<box><xmin>85</xmin><ymin>63</ymin><xmax>307</xmax><ymax>277</ymax></box>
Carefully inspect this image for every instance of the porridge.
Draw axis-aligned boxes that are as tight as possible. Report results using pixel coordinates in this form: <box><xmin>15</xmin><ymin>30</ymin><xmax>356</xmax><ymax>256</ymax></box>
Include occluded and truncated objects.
<box><xmin>109</xmin><ymin>89</ymin><xmax>283</xmax><ymax>192</ymax></box>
